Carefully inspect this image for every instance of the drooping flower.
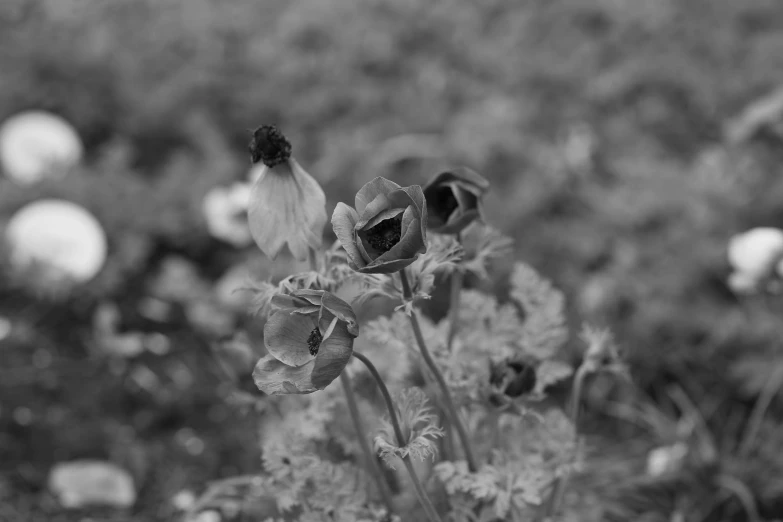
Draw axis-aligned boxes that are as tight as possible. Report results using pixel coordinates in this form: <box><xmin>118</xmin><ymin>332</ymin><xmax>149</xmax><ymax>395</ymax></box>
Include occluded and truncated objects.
<box><xmin>727</xmin><ymin>227</ymin><xmax>783</xmax><ymax>293</ymax></box>
<box><xmin>253</xmin><ymin>290</ymin><xmax>359</xmax><ymax>395</ymax></box>
<box><xmin>422</xmin><ymin>167</ymin><xmax>489</xmax><ymax>234</ymax></box>
<box><xmin>247</xmin><ymin>125</ymin><xmax>327</xmax><ymax>261</ymax></box>
<box><xmin>331</xmin><ymin>177</ymin><xmax>427</xmax><ymax>274</ymax></box>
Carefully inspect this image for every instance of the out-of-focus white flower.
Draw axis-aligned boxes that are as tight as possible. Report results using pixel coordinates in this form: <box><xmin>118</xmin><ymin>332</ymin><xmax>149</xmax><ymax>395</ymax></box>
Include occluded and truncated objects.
<box><xmin>48</xmin><ymin>460</ymin><xmax>136</xmax><ymax>509</ymax></box>
<box><xmin>0</xmin><ymin>111</ymin><xmax>83</xmax><ymax>184</ymax></box>
<box><xmin>5</xmin><ymin>199</ymin><xmax>107</xmax><ymax>283</ymax></box>
<box><xmin>728</xmin><ymin>227</ymin><xmax>783</xmax><ymax>282</ymax></box>
<box><xmin>202</xmin><ymin>182</ymin><xmax>253</xmax><ymax>247</ymax></box>
<box><xmin>171</xmin><ymin>489</ymin><xmax>196</xmax><ymax>511</ymax></box>
<box><xmin>646</xmin><ymin>442</ymin><xmax>688</xmax><ymax>477</ymax></box>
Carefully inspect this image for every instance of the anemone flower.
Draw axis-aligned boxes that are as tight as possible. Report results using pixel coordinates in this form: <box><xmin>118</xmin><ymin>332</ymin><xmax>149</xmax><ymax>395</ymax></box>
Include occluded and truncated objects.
<box><xmin>247</xmin><ymin>125</ymin><xmax>327</xmax><ymax>261</ymax></box>
<box><xmin>422</xmin><ymin>167</ymin><xmax>489</xmax><ymax>234</ymax></box>
<box><xmin>253</xmin><ymin>289</ymin><xmax>359</xmax><ymax>395</ymax></box>
<box><xmin>331</xmin><ymin>177</ymin><xmax>427</xmax><ymax>274</ymax></box>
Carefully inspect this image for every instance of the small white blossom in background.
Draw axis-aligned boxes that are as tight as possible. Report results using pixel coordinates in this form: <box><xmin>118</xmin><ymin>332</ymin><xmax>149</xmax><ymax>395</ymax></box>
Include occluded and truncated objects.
<box><xmin>171</xmin><ymin>489</ymin><xmax>197</xmax><ymax>511</ymax></box>
<box><xmin>645</xmin><ymin>442</ymin><xmax>688</xmax><ymax>477</ymax></box>
<box><xmin>727</xmin><ymin>227</ymin><xmax>783</xmax><ymax>294</ymax></box>
<box><xmin>0</xmin><ymin>316</ymin><xmax>11</xmax><ymax>341</ymax></box>
<box><xmin>190</xmin><ymin>510</ymin><xmax>222</xmax><ymax>522</ymax></box>
<box><xmin>5</xmin><ymin>199</ymin><xmax>107</xmax><ymax>284</ymax></box>
<box><xmin>48</xmin><ymin>460</ymin><xmax>136</xmax><ymax>509</ymax></box>
<box><xmin>0</xmin><ymin>111</ymin><xmax>83</xmax><ymax>184</ymax></box>
<box><xmin>202</xmin><ymin>182</ymin><xmax>253</xmax><ymax>247</ymax></box>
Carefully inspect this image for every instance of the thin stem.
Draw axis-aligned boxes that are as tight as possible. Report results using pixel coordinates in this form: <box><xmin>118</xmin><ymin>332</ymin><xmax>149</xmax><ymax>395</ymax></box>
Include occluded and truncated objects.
<box><xmin>716</xmin><ymin>474</ymin><xmax>761</xmax><ymax>522</ymax></box>
<box><xmin>739</xmin><ymin>363</ymin><xmax>783</xmax><ymax>457</ymax></box>
<box><xmin>352</xmin><ymin>351</ymin><xmax>442</xmax><ymax>522</ymax></box>
<box><xmin>339</xmin><ymin>372</ymin><xmax>395</xmax><ymax>513</ymax></box>
<box><xmin>399</xmin><ymin>270</ymin><xmax>478</xmax><ymax>472</ymax></box>
<box><xmin>545</xmin><ymin>364</ymin><xmax>589</xmax><ymax>519</ymax></box>
<box><xmin>446</xmin><ymin>232</ymin><xmax>463</xmax><ymax>352</ymax></box>
<box><xmin>403</xmin><ymin>455</ymin><xmax>443</xmax><ymax>522</ymax></box>
<box><xmin>446</xmin><ymin>269</ymin><xmax>464</xmax><ymax>352</ymax></box>
<box><xmin>307</xmin><ymin>247</ymin><xmax>319</xmax><ymax>272</ymax></box>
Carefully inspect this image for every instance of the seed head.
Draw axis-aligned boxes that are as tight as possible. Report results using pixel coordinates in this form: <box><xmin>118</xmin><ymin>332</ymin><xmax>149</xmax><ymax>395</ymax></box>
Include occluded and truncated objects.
<box><xmin>307</xmin><ymin>326</ymin><xmax>323</xmax><ymax>356</ymax></box>
<box><xmin>365</xmin><ymin>215</ymin><xmax>403</xmax><ymax>253</ymax></box>
<box><xmin>249</xmin><ymin>125</ymin><xmax>292</xmax><ymax>167</ymax></box>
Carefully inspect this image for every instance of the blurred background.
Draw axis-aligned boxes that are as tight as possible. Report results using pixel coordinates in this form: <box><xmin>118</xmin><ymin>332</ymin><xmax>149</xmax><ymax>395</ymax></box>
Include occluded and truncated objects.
<box><xmin>2</xmin><ymin>0</ymin><xmax>783</xmax><ymax>520</ymax></box>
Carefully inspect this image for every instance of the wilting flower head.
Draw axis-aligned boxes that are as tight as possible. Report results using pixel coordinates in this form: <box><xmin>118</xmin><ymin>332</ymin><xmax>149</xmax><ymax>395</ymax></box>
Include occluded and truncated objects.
<box><xmin>253</xmin><ymin>289</ymin><xmax>359</xmax><ymax>395</ymax></box>
<box><xmin>727</xmin><ymin>227</ymin><xmax>783</xmax><ymax>293</ymax></box>
<box><xmin>247</xmin><ymin>125</ymin><xmax>327</xmax><ymax>261</ymax></box>
<box><xmin>331</xmin><ymin>177</ymin><xmax>427</xmax><ymax>274</ymax></box>
<box><xmin>422</xmin><ymin>167</ymin><xmax>489</xmax><ymax>234</ymax></box>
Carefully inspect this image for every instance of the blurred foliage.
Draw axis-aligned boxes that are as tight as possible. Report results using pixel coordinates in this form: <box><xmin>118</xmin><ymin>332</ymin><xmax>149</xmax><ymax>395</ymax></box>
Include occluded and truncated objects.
<box><xmin>3</xmin><ymin>0</ymin><xmax>783</xmax><ymax>520</ymax></box>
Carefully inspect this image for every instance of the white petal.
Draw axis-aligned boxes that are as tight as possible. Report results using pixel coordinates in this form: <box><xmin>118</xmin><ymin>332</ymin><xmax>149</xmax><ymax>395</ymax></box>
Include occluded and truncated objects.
<box><xmin>728</xmin><ymin>227</ymin><xmax>783</xmax><ymax>277</ymax></box>
<box><xmin>0</xmin><ymin>111</ymin><xmax>83</xmax><ymax>184</ymax></box>
<box><xmin>5</xmin><ymin>199</ymin><xmax>107</xmax><ymax>283</ymax></box>
<box><xmin>48</xmin><ymin>460</ymin><xmax>136</xmax><ymax>509</ymax></box>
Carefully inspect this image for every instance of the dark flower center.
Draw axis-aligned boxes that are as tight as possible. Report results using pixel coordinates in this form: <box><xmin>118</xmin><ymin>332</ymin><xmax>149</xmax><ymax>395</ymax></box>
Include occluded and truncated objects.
<box><xmin>429</xmin><ymin>186</ymin><xmax>460</xmax><ymax>222</ymax></box>
<box><xmin>365</xmin><ymin>215</ymin><xmax>403</xmax><ymax>253</ymax></box>
<box><xmin>490</xmin><ymin>360</ymin><xmax>536</xmax><ymax>398</ymax></box>
<box><xmin>307</xmin><ymin>327</ymin><xmax>323</xmax><ymax>356</ymax></box>
<box><xmin>249</xmin><ymin>125</ymin><xmax>292</xmax><ymax>167</ymax></box>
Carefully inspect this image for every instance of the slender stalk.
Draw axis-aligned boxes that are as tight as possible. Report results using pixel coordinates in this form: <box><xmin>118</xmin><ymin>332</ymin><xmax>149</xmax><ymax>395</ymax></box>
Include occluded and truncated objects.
<box><xmin>446</xmin><ymin>269</ymin><xmax>464</xmax><ymax>352</ymax></box>
<box><xmin>739</xmin><ymin>363</ymin><xmax>783</xmax><ymax>457</ymax></box>
<box><xmin>399</xmin><ymin>270</ymin><xmax>478</xmax><ymax>472</ymax></box>
<box><xmin>339</xmin><ymin>372</ymin><xmax>395</xmax><ymax>513</ymax></box>
<box><xmin>716</xmin><ymin>474</ymin><xmax>761</xmax><ymax>522</ymax></box>
<box><xmin>307</xmin><ymin>247</ymin><xmax>319</xmax><ymax>272</ymax></box>
<box><xmin>352</xmin><ymin>351</ymin><xmax>442</xmax><ymax>522</ymax></box>
<box><xmin>545</xmin><ymin>364</ymin><xmax>589</xmax><ymax>518</ymax></box>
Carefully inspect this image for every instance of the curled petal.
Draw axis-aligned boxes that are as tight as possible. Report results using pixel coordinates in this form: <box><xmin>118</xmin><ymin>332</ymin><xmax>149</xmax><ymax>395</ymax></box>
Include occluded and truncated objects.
<box><xmin>248</xmin><ymin>159</ymin><xmax>327</xmax><ymax>261</ymax></box>
<box><xmin>331</xmin><ymin>203</ymin><xmax>365</xmax><ymax>269</ymax></box>
<box><xmin>311</xmin><ymin>323</ymin><xmax>354</xmax><ymax>389</ymax></box>
<box><xmin>355</xmin><ymin>177</ymin><xmax>401</xmax><ymax>215</ymax></box>
<box><xmin>253</xmin><ymin>355</ymin><xmax>317</xmax><ymax>395</ymax></box>
<box><xmin>264</xmin><ymin>311</ymin><xmax>318</xmax><ymax>367</ymax></box>
<box><xmin>320</xmin><ymin>292</ymin><xmax>359</xmax><ymax>336</ymax></box>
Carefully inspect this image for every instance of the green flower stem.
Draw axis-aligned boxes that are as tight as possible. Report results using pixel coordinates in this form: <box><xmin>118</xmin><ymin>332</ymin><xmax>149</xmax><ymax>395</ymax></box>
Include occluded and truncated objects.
<box><xmin>446</xmin><ymin>269</ymin><xmax>463</xmax><ymax>352</ymax></box>
<box><xmin>339</xmin><ymin>372</ymin><xmax>395</xmax><ymax>514</ymax></box>
<box><xmin>352</xmin><ymin>351</ymin><xmax>442</xmax><ymax>522</ymax></box>
<box><xmin>446</xmin><ymin>231</ymin><xmax>463</xmax><ymax>352</ymax></box>
<box><xmin>739</xmin><ymin>363</ymin><xmax>783</xmax><ymax>457</ymax></box>
<box><xmin>398</xmin><ymin>270</ymin><xmax>478</xmax><ymax>472</ymax></box>
<box><xmin>545</xmin><ymin>363</ymin><xmax>589</xmax><ymax>518</ymax></box>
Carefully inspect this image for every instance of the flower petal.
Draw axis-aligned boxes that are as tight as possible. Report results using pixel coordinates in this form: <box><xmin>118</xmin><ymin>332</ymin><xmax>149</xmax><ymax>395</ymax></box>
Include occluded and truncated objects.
<box><xmin>264</xmin><ymin>310</ymin><xmax>318</xmax><ymax>367</ymax></box>
<box><xmin>253</xmin><ymin>355</ymin><xmax>317</xmax><ymax>395</ymax></box>
<box><xmin>356</xmin><ymin>256</ymin><xmax>420</xmax><ymax>274</ymax></box>
<box><xmin>356</xmin><ymin>193</ymin><xmax>393</xmax><ymax>229</ymax></box>
<box><xmin>355</xmin><ymin>177</ymin><xmax>401</xmax><ymax>215</ymax></box>
<box><xmin>247</xmin><ymin>159</ymin><xmax>327</xmax><ymax>262</ymax></box>
<box><xmin>320</xmin><ymin>292</ymin><xmax>359</xmax><ymax>336</ymax></box>
<box><xmin>331</xmin><ymin>203</ymin><xmax>365</xmax><ymax>269</ymax></box>
<box><xmin>311</xmin><ymin>322</ymin><xmax>354</xmax><ymax>389</ymax></box>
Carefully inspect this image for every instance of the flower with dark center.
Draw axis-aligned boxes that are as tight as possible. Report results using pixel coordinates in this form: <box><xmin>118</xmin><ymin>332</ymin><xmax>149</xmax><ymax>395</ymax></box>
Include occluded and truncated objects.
<box><xmin>253</xmin><ymin>289</ymin><xmax>359</xmax><ymax>395</ymax></box>
<box><xmin>249</xmin><ymin>125</ymin><xmax>292</xmax><ymax>167</ymax></box>
<box><xmin>422</xmin><ymin>167</ymin><xmax>489</xmax><ymax>234</ymax></box>
<box><xmin>306</xmin><ymin>327</ymin><xmax>322</xmax><ymax>356</ymax></box>
<box><xmin>246</xmin><ymin>125</ymin><xmax>327</xmax><ymax>261</ymax></box>
<box><xmin>488</xmin><ymin>359</ymin><xmax>537</xmax><ymax>407</ymax></box>
<box><xmin>331</xmin><ymin>177</ymin><xmax>427</xmax><ymax>274</ymax></box>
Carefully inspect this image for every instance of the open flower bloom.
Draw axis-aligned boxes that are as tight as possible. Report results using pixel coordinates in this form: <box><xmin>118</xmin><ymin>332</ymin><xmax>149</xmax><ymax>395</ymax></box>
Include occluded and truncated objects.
<box><xmin>253</xmin><ymin>289</ymin><xmax>359</xmax><ymax>395</ymax></box>
<box><xmin>331</xmin><ymin>177</ymin><xmax>427</xmax><ymax>274</ymax></box>
<box><xmin>487</xmin><ymin>358</ymin><xmax>537</xmax><ymax>408</ymax></box>
<box><xmin>247</xmin><ymin>125</ymin><xmax>327</xmax><ymax>261</ymax></box>
<box><xmin>422</xmin><ymin>167</ymin><xmax>489</xmax><ymax>234</ymax></box>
